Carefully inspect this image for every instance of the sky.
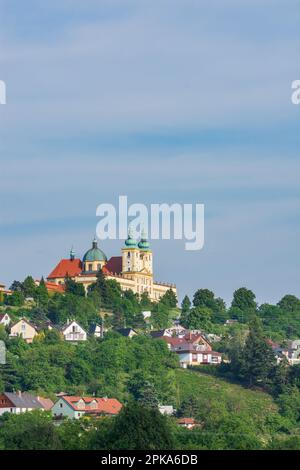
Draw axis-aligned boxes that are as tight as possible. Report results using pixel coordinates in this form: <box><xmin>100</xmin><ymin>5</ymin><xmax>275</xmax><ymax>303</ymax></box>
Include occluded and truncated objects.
<box><xmin>0</xmin><ymin>0</ymin><xmax>300</xmax><ymax>305</ymax></box>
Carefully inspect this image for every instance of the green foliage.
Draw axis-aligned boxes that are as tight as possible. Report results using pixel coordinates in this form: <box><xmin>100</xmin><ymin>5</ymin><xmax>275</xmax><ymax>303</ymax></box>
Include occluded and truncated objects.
<box><xmin>105</xmin><ymin>401</ymin><xmax>175</xmax><ymax>450</ymax></box>
<box><xmin>0</xmin><ymin>411</ymin><xmax>60</xmax><ymax>450</ymax></box>
<box><xmin>160</xmin><ymin>289</ymin><xmax>178</xmax><ymax>308</ymax></box>
<box><xmin>65</xmin><ymin>277</ymin><xmax>85</xmax><ymax>297</ymax></box>
<box><xmin>181</xmin><ymin>306</ymin><xmax>213</xmax><ymax>331</ymax></box>
<box><xmin>231</xmin><ymin>317</ymin><xmax>276</xmax><ymax>386</ymax></box>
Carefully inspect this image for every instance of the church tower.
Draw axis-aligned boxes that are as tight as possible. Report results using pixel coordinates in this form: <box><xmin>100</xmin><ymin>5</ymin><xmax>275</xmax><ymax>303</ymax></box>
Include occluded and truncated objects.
<box><xmin>137</xmin><ymin>228</ymin><xmax>153</xmax><ymax>275</ymax></box>
<box><xmin>122</xmin><ymin>226</ymin><xmax>139</xmax><ymax>273</ymax></box>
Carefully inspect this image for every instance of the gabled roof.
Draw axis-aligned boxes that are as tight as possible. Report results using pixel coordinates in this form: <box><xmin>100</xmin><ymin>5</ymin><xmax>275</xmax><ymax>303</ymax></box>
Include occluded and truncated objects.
<box><xmin>61</xmin><ymin>320</ymin><xmax>86</xmax><ymax>333</ymax></box>
<box><xmin>115</xmin><ymin>328</ymin><xmax>137</xmax><ymax>337</ymax></box>
<box><xmin>37</xmin><ymin>397</ymin><xmax>54</xmax><ymax>410</ymax></box>
<box><xmin>0</xmin><ymin>313</ymin><xmax>10</xmax><ymax>322</ymax></box>
<box><xmin>60</xmin><ymin>396</ymin><xmax>122</xmax><ymax>415</ymax></box>
<box><xmin>103</xmin><ymin>256</ymin><xmax>122</xmax><ymax>275</ymax></box>
<box><xmin>177</xmin><ymin>417</ymin><xmax>195</xmax><ymax>425</ymax></box>
<box><xmin>10</xmin><ymin>317</ymin><xmax>38</xmax><ymax>331</ymax></box>
<box><xmin>48</xmin><ymin>258</ymin><xmax>82</xmax><ymax>279</ymax></box>
<box><xmin>4</xmin><ymin>392</ymin><xmax>43</xmax><ymax>409</ymax></box>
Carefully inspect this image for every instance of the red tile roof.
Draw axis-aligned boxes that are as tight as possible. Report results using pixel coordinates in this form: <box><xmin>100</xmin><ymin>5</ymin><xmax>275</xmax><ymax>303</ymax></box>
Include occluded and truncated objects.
<box><xmin>44</xmin><ymin>282</ymin><xmax>65</xmax><ymax>293</ymax></box>
<box><xmin>48</xmin><ymin>259</ymin><xmax>82</xmax><ymax>279</ymax></box>
<box><xmin>163</xmin><ymin>334</ymin><xmax>211</xmax><ymax>349</ymax></box>
<box><xmin>103</xmin><ymin>257</ymin><xmax>122</xmax><ymax>275</ymax></box>
<box><xmin>37</xmin><ymin>397</ymin><xmax>54</xmax><ymax>410</ymax></box>
<box><xmin>62</xmin><ymin>396</ymin><xmax>122</xmax><ymax>415</ymax></box>
<box><xmin>177</xmin><ymin>417</ymin><xmax>195</xmax><ymax>425</ymax></box>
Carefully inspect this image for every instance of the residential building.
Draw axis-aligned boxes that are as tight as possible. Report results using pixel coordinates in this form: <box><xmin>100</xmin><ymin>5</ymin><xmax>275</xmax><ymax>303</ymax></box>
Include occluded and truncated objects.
<box><xmin>159</xmin><ymin>405</ymin><xmax>175</xmax><ymax>416</ymax></box>
<box><xmin>61</xmin><ymin>321</ymin><xmax>87</xmax><ymax>342</ymax></box>
<box><xmin>115</xmin><ymin>328</ymin><xmax>137</xmax><ymax>338</ymax></box>
<box><xmin>9</xmin><ymin>318</ymin><xmax>38</xmax><ymax>343</ymax></box>
<box><xmin>51</xmin><ymin>395</ymin><xmax>122</xmax><ymax>420</ymax></box>
<box><xmin>153</xmin><ymin>329</ymin><xmax>222</xmax><ymax>367</ymax></box>
<box><xmin>0</xmin><ymin>313</ymin><xmax>11</xmax><ymax>327</ymax></box>
<box><xmin>0</xmin><ymin>392</ymin><xmax>53</xmax><ymax>415</ymax></box>
<box><xmin>177</xmin><ymin>417</ymin><xmax>196</xmax><ymax>429</ymax></box>
<box><xmin>47</xmin><ymin>231</ymin><xmax>177</xmax><ymax>302</ymax></box>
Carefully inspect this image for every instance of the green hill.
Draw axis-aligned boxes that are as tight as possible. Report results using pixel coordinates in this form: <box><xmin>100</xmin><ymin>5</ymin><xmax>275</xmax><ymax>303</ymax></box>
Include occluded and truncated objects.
<box><xmin>174</xmin><ymin>369</ymin><xmax>290</xmax><ymax>449</ymax></box>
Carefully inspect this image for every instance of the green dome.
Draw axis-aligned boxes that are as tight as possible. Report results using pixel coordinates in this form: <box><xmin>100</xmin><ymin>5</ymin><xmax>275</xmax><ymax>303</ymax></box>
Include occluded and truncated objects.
<box><xmin>138</xmin><ymin>229</ymin><xmax>150</xmax><ymax>251</ymax></box>
<box><xmin>83</xmin><ymin>238</ymin><xmax>107</xmax><ymax>262</ymax></box>
<box><xmin>125</xmin><ymin>237</ymin><xmax>137</xmax><ymax>248</ymax></box>
<box><xmin>138</xmin><ymin>239</ymin><xmax>150</xmax><ymax>250</ymax></box>
<box><xmin>124</xmin><ymin>225</ymin><xmax>137</xmax><ymax>248</ymax></box>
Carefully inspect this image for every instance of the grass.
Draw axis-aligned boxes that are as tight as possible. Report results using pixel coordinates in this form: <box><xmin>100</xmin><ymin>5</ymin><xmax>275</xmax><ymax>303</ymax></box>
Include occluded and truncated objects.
<box><xmin>175</xmin><ymin>368</ymin><xmax>278</xmax><ymax>420</ymax></box>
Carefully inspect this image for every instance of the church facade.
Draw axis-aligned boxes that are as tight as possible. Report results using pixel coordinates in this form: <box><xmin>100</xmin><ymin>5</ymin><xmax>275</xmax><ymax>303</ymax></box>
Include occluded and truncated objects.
<box><xmin>47</xmin><ymin>231</ymin><xmax>177</xmax><ymax>302</ymax></box>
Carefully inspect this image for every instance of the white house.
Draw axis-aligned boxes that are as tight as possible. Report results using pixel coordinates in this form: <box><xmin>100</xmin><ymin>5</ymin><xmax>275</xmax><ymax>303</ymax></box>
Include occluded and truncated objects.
<box><xmin>0</xmin><ymin>392</ymin><xmax>53</xmax><ymax>415</ymax></box>
<box><xmin>51</xmin><ymin>395</ymin><xmax>122</xmax><ymax>420</ymax></box>
<box><xmin>0</xmin><ymin>313</ymin><xmax>11</xmax><ymax>327</ymax></box>
<box><xmin>61</xmin><ymin>321</ymin><xmax>87</xmax><ymax>342</ymax></box>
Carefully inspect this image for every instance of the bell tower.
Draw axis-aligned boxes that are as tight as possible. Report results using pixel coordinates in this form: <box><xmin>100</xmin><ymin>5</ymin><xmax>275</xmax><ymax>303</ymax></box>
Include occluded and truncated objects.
<box><xmin>122</xmin><ymin>226</ymin><xmax>139</xmax><ymax>273</ymax></box>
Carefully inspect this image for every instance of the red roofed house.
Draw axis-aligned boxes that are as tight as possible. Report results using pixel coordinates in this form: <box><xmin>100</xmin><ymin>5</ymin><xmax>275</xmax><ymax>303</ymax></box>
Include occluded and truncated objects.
<box><xmin>177</xmin><ymin>417</ymin><xmax>197</xmax><ymax>429</ymax></box>
<box><xmin>158</xmin><ymin>330</ymin><xmax>222</xmax><ymax>368</ymax></box>
<box><xmin>46</xmin><ymin>234</ymin><xmax>177</xmax><ymax>302</ymax></box>
<box><xmin>51</xmin><ymin>395</ymin><xmax>122</xmax><ymax>420</ymax></box>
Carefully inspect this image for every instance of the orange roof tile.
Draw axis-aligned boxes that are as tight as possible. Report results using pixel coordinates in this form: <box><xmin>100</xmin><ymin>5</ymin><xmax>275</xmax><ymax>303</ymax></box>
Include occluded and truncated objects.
<box><xmin>61</xmin><ymin>396</ymin><xmax>122</xmax><ymax>415</ymax></box>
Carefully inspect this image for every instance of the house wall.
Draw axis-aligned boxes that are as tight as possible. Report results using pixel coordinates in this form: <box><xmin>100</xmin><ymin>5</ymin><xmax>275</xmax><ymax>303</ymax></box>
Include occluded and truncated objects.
<box><xmin>51</xmin><ymin>399</ymin><xmax>75</xmax><ymax>419</ymax></box>
<box><xmin>10</xmin><ymin>320</ymin><xmax>37</xmax><ymax>343</ymax></box>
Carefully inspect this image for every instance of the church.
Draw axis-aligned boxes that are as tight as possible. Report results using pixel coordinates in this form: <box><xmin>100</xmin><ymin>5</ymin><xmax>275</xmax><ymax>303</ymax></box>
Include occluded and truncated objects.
<box><xmin>47</xmin><ymin>230</ymin><xmax>177</xmax><ymax>302</ymax></box>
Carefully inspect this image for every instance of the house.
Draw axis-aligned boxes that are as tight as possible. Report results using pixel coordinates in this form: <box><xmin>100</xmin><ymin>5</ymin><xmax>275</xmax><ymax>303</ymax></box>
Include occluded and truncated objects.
<box><xmin>90</xmin><ymin>323</ymin><xmax>106</xmax><ymax>338</ymax></box>
<box><xmin>115</xmin><ymin>328</ymin><xmax>137</xmax><ymax>338</ymax></box>
<box><xmin>176</xmin><ymin>344</ymin><xmax>222</xmax><ymax>368</ymax></box>
<box><xmin>155</xmin><ymin>330</ymin><xmax>222</xmax><ymax>367</ymax></box>
<box><xmin>159</xmin><ymin>405</ymin><xmax>175</xmax><ymax>416</ymax></box>
<box><xmin>142</xmin><ymin>311</ymin><xmax>152</xmax><ymax>319</ymax></box>
<box><xmin>61</xmin><ymin>321</ymin><xmax>87</xmax><ymax>342</ymax></box>
<box><xmin>51</xmin><ymin>395</ymin><xmax>122</xmax><ymax>420</ymax></box>
<box><xmin>9</xmin><ymin>318</ymin><xmax>38</xmax><ymax>343</ymax></box>
<box><xmin>0</xmin><ymin>392</ymin><xmax>53</xmax><ymax>415</ymax></box>
<box><xmin>177</xmin><ymin>417</ymin><xmax>196</xmax><ymax>429</ymax></box>
<box><xmin>0</xmin><ymin>313</ymin><xmax>11</xmax><ymax>327</ymax></box>
<box><xmin>269</xmin><ymin>339</ymin><xmax>300</xmax><ymax>366</ymax></box>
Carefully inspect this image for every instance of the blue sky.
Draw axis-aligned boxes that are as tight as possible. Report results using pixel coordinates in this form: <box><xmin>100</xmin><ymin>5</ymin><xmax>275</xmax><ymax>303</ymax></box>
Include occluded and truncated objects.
<box><xmin>0</xmin><ymin>0</ymin><xmax>300</xmax><ymax>305</ymax></box>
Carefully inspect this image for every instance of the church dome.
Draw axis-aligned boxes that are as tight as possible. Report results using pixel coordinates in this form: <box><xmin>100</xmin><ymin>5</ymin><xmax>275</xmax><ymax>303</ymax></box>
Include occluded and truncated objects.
<box><xmin>83</xmin><ymin>238</ymin><xmax>107</xmax><ymax>262</ymax></box>
<box><xmin>138</xmin><ymin>229</ymin><xmax>150</xmax><ymax>251</ymax></box>
<box><xmin>125</xmin><ymin>237</ymin><xmax>137</xmax><ymax>248</ymax></box>
<box><xmin>124</xmin><ymin>226</ymin><xmax>137</xmax><ymax>248</ymax></box>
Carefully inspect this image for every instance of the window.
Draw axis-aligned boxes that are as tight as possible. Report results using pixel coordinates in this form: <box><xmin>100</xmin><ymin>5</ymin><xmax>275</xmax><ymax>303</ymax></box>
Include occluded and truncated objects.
<box><xmin>88</xmin><ymin>264</ymin><xmax>93</xmax><ymax>271</ymax></box>
<box><xmin>60</xmin><ymin>403</ymin><xmax>63</xmax><ymax>408</ymax></box>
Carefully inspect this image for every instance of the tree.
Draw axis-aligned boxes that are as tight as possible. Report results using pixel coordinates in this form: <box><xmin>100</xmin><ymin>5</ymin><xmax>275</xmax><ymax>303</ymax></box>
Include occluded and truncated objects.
<box><xmin>89</xmin><ymin>269</ymin><xmax>109</xmax><ymax>306</ymax></box>
<box><xmin>231</xmin><ymin>288</ymin><xmax>257</xmax><ymax>312</ymax></box>
<box><xmin>22</xmin><ymin>276</ymin><xmax>37</xmax><ymax>298</ymax></box>
<box><xmin>65</xmin><ymin>277</ymin><xmax>85</xmax><ymax>297</ymax></box>
<box><xmin>181</xmin><ymin>295</ymin><xmax>191</xmax><ymax>314</ymax></box>
<box><xmin>9</xmin><ymin>280</ymin><xmax>23</xmax><ymax>292</ymax></box>
<box><xmin>160</xmin><ymin>289</ymin><xmax>177</xmax><ymax>308</ymax></box>
<box><xmin>36</xmin><ymin>278</ymin><xmax>49</xmax><ymax>306</ymax></box>
<box><xmin>106</xmin><ymin>401</ymin><xmax>175</xmax><ymax>450</ymax></box>
<box><xmin>128</xmin><ymin>374</ymin><xmax>159</xmax><ymax>409</ymax></box>
<box><xmin>0</xmin><ymin>411</ymin><xmax>60</xmax><ymax>450</ymax></box>
<box><xmin>237</xmin><ymin>317</ymin><xmax>276</xmax><ymax>387</ymax></box>
<box><xmin>193</xmin><ymin>289</ymin><xmax>216</xmax><ymax>310</ymax></box>
<box><xmin>140</xmin><ymin>291</ymin><xmax>152</xmax><ymax>310</ymax></box>
<box><xmin>277</xmin><ymin>295</ymin><xmax>300</xmax><ymax>313</ymax></box>
<box><xmin>181</xmin><ymin>307</ymin><xmax>213</xmax><ymax>331</ymax></box>
<box><xmin>5</xmin><ymin>291</ymin><xmax>24</xmax><ymax>306</ymax></box>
